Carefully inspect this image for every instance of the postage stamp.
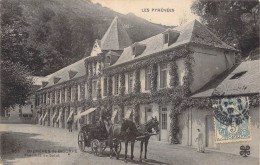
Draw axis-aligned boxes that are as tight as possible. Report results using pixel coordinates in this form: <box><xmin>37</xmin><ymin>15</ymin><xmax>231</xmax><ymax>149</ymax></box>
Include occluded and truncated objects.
<box><xmin>213</xmin><ymin>97</ymin><xmax>252</xmax><ymax>143</ymax></box>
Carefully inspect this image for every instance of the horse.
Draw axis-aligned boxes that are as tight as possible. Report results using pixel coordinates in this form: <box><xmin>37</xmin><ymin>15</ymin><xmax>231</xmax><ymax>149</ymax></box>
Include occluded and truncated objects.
<box><xmin>137</xmin><ymin>117</ymin><xmax>159</xmax><ymax>163</ymax></box>
<box><xmin>104</xmin><ymin>118</ymin><xmax>138</xmax><ymax>162</ymax></box>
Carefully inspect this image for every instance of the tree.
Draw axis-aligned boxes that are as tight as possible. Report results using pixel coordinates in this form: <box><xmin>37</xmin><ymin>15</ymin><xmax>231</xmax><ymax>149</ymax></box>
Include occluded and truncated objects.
<box><xmin>191</xmin><ymin>0</ymin><xmax>259</xmax><ymax>56</ymax></box>
<box><xmin>1</xmin><ymin>60</ymin><xmax>33</xmax><ymax>116</ymax></box>
<box><xmin>1</xmin><ymin>1</ymin><xmax>35</xmax><ymax>115</ymax></box>
<box><xmin>1</xmin><ymin>0</ymin><xmax>45</xmax><ymax>75</ymax></box>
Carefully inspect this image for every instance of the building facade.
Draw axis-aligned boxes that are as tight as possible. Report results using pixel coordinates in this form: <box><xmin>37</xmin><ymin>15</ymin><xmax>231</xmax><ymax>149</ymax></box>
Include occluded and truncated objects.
<box><xmin>34</xmin><ymin>17</ymin><xmax>238</xmax><ymax>144</ymax></box>
<box><xmin>184</xmin><ymin>60</ymin><xmax>260</xmax><ymax>157</ymax></box>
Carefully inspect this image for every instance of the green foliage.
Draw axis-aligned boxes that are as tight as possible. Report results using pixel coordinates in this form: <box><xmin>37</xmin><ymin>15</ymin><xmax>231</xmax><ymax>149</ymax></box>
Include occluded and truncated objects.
<box><xmin>191</xmin><ymin>0</ymin><xmax>259</xmax><ymax>56</ymax></box>
<box><xmin>169</xmin><ymin>60</ymin><xmax>179</xmax><ymax>88</ymax></box>
<box><xmin>1</xmin><ymin>60</ymin><xmax>33</xmax><ymax>114</ymax></box>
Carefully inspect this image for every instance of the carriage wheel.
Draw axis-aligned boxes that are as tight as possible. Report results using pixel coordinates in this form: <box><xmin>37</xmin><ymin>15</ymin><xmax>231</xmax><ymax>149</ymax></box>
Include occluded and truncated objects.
<box><xmin>113</xmin><ymin>139</ymin><xmax>121</xmax><ymax>155</ymax></box>
<box><xmin>91</xmin><ymin>139</ymin><xmax>99</xmax><ymax>152</ymax></box>
<box><xmin>100</xmin><ymin>141</ymin><xmax>106</xmax><ymax>153</ymax></box>
<box><xmin>78</xmin><ymin>131</ymin><xmax>86</xmax><ymax>152</ymax></box>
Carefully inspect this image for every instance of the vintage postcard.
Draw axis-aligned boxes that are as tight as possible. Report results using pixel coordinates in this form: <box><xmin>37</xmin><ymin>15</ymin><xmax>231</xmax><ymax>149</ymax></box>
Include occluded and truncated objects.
<box><xmin>1</xmin><ymin>0</ymin><xmax>259</xmax><ymax>165</ymax></box>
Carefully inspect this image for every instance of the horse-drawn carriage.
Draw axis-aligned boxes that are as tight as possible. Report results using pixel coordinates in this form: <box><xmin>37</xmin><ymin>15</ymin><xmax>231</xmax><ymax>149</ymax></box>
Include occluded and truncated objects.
<box><xmin>78</xmin><ymin>122</ymin><xmax>121</xmax><ymax>155</ymax></box>
<box><xmin>78</xmin><ymin>117</ymin><xmax>159</xmax><ymax>162</ymax></box>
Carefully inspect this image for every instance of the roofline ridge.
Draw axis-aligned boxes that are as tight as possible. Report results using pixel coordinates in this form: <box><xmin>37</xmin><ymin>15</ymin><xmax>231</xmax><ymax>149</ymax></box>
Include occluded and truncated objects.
<box><xmin>115</xmin><ymin>16</ymin><xmax>120</xmax><ymax>50</ymax></box>
<box><xmin>192</xmin><ymin>20</ymin><xmax>236</xmax><ymax>50</ymax></box>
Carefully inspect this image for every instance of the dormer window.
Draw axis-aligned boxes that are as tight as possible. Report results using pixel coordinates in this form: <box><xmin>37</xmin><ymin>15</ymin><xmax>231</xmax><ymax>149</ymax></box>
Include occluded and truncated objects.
<box><xmin>53</xmin><ymin>77</ymin><xmax>61</xmax><ymax>84</ymax></box>
<box><xmin>69</xmin><ymin>70</ymin><xmax>78</xmax><ymax>79</ymax></box>
<box><xmin>132</xmin><ymin>43</ymin><xmax>146</xmax><ymax>57</ymax></box>
<box><xmin>164</xmin><ymin>33</ymin><xmax>169</xmax><ymax>44</ymax></box>
<box><xmin>162</xmin><ymin>29</ymin><xmax>180</xmax><ymax>46</ymax></box>
<box><xmin>105</xmin><ymin>56</ymin><xmax>111</xmax><ymax>64</ymax></box>
<box><xmin>42</xmin><ymin>81</ymin><xmax>48</xmax><ymax>88</ymax></box>
<box><xmin>132</xmin><ymin>46</ymin><xmax>136</xmax><ymax>55</ymax></box>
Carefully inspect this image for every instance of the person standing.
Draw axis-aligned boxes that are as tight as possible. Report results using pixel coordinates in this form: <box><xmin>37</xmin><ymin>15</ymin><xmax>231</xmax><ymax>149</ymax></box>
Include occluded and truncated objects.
<box><xmin>67</xmin><ymin>118</ymin><xmax>73</xmax><ymax>132</ymax></box>
<box><xmin>195</xmin><ymin>129</ymin><xmax>205</xmax><ymax>153</ymax></box>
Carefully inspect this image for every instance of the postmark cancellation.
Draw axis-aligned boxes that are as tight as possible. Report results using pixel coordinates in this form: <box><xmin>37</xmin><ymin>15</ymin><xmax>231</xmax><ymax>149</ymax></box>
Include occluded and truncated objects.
<box><xmin>213</xmin><ymin>97</ymin><xmax>252</xmax><ymax>143</ymax></box>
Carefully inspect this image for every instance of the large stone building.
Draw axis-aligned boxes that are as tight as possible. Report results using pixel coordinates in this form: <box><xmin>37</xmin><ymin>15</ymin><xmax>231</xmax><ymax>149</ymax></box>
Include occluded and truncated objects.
<box><xmin>35</xmin><ymin>17</ymin><xmax>239</xmax><ymax>144</ymax></box>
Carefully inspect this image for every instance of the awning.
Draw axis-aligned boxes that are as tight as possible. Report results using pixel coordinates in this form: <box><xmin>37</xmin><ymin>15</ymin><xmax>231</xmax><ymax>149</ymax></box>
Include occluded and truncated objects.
<box><xmin>111</xmin><ymin>109</ymin><xmax>118</xmax><ymax>124</ymax></box>
<box><xmin>74</xmin><ymin>108</ymin><xmax>96</xmax><ymax>120</ymax></box>
<box><xmin>39</xmin><ymin>114</ymin><xmax>43</xmax><ymax>122</ymax></box>
<box><xmin>22</xmin><ymin>108</ymin><xmax>32</xmax><ymax>114</ymax></box>
<box><xmin>56</xmin><ymin>112</ymin><xmax>62</xmax><ymax>122</ymax></box>
<box><xmin>67</xmin><ymin>111</ymin><xmax>74</xmax><ymax>122</ymax></box>
<box><xmin>125</xmin><ymin>109</ymin><xmax>133</xmax><ymax>119</ymax></box>
<box><xmin>51</xmin><ymin>112</ymin><xmax>57</xmax><ymax>122</ymax></box>
<box><xmin>42</xmin><ymin>112</ymin><xmax>48</xmax><ymax>121</ymax></box>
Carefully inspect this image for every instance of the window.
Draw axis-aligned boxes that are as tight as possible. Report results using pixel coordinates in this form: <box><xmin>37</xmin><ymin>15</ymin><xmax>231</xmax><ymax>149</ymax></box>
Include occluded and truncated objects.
<box><xmin>49</xmin><ymin>93</ymin><xmax>52</xmax><ymax>105</ymax></box>
<box><xmin>105</xmin><ymin>56</ymin><xmax>111</xmax><ymax>64</ymax></box>
<box><xmin>160</xmin><ymin>63</ymin><xmax>167</xmax><ymax>88</ymax></box>
<box><xmin>93</xmin><ymin>63</ymin><xmax>97</xmax><ymax>75</ymax></box>
<box><xmin>114</xmin><ymin>75</ymin><xmax>119</xmax><ymax>95</ymax></box>
<box><xmin>70</xmin><ymin>87</ymin><xmax>73</xmax><ymax>101</ymax></box>
<box><xmin>145</xmin><ymin>68</ymin><xmax>151</xmax><ymax>90</ymax></box>
<box><xmin>65</xmin><ymin>88</ymin><xmax>68</xmax><ymax>102</ymax></box>
<box><xmin>37</xmin><ymin>95</ymin><xmax>39</xmax><ymax>106</ymax></box>
<box><xmin>59</xmin><ymin>90</ymin><xmax>62</xmax><ymax>103</ymax></box>
<box><xmin>145</xmin><ymin>107</ymin><xmax>152</xmax><ymax>122</ymax></box>
<box><xmin>85</xmin><ymin>82</ymin><xmax>88</xmax><ymax>99</ymax></box>
<box><xmin>230</xmin><ymin>71</ymin><xmax>247</xmax><ymax>79</ymax></box>
<box><xmin>57</xmin><ymin>90</ymin><xmax>60</xmax><ymax>103</ymax></box>
<box><xmin>55</xmin><ymin>91</ymin><xmax>58</xmax><ymax>104</ymax></box>
<box><xmin>78</xmin><ymin>84</ymin><xmax>81</xmax><ymax>101</ymax></box>
<box><xmin>74</xmin><ymin>85</ymin><xmax>78</xmax><ymax>101</ymax></box>
<box><xmin>88</xmin><ymin>65</ymin><xmax>92</xmax><ymax>76</ymax></box>
<box><xmin>164</xmin><ymin>33</ymin><xmax>169</xmax><ymax>44</ymax></box>
<box><xmin>47</xmin><ymin>93</ymin><xmax>50</xmax><ymax>104</ymax></box>
<box><xmin>103</xmin><ymin>78</ymin><xmax>107</xmax><ymax>96</ymax></box>
<box><xmin>43</xmin><ymin>93</ymin><xmax>46</xmax><ymax>104</ymax></box>
<box><xmin>128</xmin><ymin>72</ymin><xmax>134</xmax><ymax>93</ymax></box>
<box><xmin>92</xmin><ymin>80</ymin><xmax>97</xmax><ymax>98</ymax></box>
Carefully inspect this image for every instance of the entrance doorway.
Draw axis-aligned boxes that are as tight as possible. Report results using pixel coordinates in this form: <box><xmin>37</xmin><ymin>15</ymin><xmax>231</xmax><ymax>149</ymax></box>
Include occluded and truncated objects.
<box><xmin>160</xmin><ymin>107</ymin><xmax>168</xmax><ymax>141</ymax></box>
<box><xmin>206</xmin><ymin>115</ymin><xmax>217</xmax><ymax>148</ymax></box>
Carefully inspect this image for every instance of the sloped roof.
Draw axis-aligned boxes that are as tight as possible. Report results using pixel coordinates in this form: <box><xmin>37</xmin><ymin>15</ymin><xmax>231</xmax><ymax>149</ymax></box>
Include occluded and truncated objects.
<box><xmin>39</xmin><ymin>57</ymin><xmax>87</xmax><ymax>90</ymax></box>
<box><xmin>111</xmin><ymin>19</ymin><xmax>236</xmax><ymax>67</ymax></box>
<box><xmin>101</xmin><ymin>16</ymin><xmax>132</xmax><ymax>50</ymax></box>
<box><xmin>191</xmin><ymin>66</ymin><xmax>238</xmax><ymax>98</ymax></box>
<box><xmin>192</xmin><ymin>60</ymin><xmax>260</xmax><ymax>97</ymax></box>
<box><xmin>32</xmin><ymin>76</ymin><xmax>50</xmax><ymax>86</ymax></box>
<box><xmin>213</xmin><ymin>60</ymin><xmax>260</xmax><ymax>96</ymax></box>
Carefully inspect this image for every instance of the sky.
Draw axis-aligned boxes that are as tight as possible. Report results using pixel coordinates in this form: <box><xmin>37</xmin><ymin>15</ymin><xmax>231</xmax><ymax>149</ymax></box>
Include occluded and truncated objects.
<box><xmin>91</xmin><ymin>0</ymin><xmax>199</xmax><ymax>26</ymax></box>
